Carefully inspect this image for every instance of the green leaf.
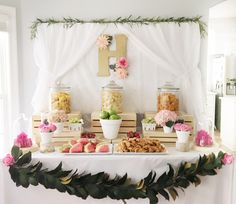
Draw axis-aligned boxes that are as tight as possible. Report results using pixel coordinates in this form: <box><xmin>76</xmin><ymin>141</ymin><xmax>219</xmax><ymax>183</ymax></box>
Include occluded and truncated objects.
<box><xmin>16</xmin><ymin>151</ymin><xmax>32</xmax><ymax>166</ymax></box>
<box><xmin>19</xmin><ymin>173</ymin><xmax>30</xmax><ymax>188</ymax></box>
<box><xmin>28</xmin><ymin>176</ymin><xmax>38</xmax><ymax>186</ymax></box>
<box><xmin>147</xmin><ymin>189</ymin><xmax>158</xmax><ymax>204</ymax></box>
<box><xmin>85</xmin><ymin>184</ymin><xmax>107</xmax><ymax>199</ymax></box>
<box><xmin>159</xmin><ymin>189</ymin><xmax>169</xmax><ymax>200</ymax></box>
<box><xmin>168</xmin><ymin>187</ymin><xmax>178</xmax><ymax>200</ymax></box>
<box><xmin>47</xmin><ymin>162</ymin><xmax>62</xmax><ymax>174</ymax></box>
<box><xmin>167</xmin><ymin>164</ymin><xmax>174</xmax><ymax>178</ymax></box>
<box><xmin>11</xmin><ymin>146</ymin><xmax>23</xmax><ymax>161</ymax></box>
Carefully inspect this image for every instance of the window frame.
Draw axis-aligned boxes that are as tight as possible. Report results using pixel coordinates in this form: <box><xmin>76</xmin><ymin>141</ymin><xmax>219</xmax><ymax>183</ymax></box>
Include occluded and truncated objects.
<box><xmin>0</xmin><ymin>5</ymin><xmax>19</xmax><ymax>153</ymax></box>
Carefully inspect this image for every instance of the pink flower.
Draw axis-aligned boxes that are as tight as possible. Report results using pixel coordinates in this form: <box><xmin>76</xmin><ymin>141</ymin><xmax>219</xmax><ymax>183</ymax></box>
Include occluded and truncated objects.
<box><xmin>195</xmin><ymin>130</ymin><xmax>213</xmax><ymax>146</ymax></box>
<box><xmin>49</xmin><ymin>124</ymin><xmax>57</xmax><ymax>132</ymax></box>
<box><xmin>14</xmin><ymin>132</ymin><xmax>32</xmax><ymax>148</ymax></box>
<box><xmin>155</xmin><ymin>110</ymin><xmax>177</xmax><ymax>126</ymax></box>
<box><xmin>116</xmin><ymin>68</ymin><xmax>128</xmax><ymax>79</ymax></box>
<box><xmin>222</xmin><ymin>153</ymin><xmax>234</xmax><ymax>165</ymax></box>
<box><xmin>174</xmin><ymin>123</ymin><xmax>192</xmax><ymax>132</ymax></box>
<box><xmin>3</xmin><ymin>154</ymin><xmax>15</xmax><ymax>166</ymax></box>
<box><xmin>117</xmin><ymin>57</ymin><xmax>129</xmax><ymax>69</ymax></box>
<box><xmin>96</xmin><ymin>35</ymin><xmax>110</xmax><ymax>49</ymax></box>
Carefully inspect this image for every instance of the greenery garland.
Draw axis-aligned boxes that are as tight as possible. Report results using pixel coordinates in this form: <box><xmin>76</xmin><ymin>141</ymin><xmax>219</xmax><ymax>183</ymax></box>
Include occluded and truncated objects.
<box><xmin>30</xmin><ymin>16</ymin><xmax>207</xmax><ymax>39</ymax></box>
<box><xmin>6</xmin><ymin>146</ymin><xmax>232</xmax><ymax>204</ymax></box>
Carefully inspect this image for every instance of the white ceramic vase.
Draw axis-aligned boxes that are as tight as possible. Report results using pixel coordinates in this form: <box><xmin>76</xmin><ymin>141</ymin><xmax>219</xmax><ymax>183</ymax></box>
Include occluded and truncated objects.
<box><xmin>163</xmin><ymin>125</ymin><xmax>173</xmax><ymax>134</ymax></box>
<box><xmin>54</xmin><ymin>122</ymin><xmax>64</xmax><ymax>134</ymax></box>
<box><xmin>100</xmin><ymin>119</ymin><xmax>122</xmax><ymax>140</ymax></box>
<box><xmin>176</xmin><ymin>131</ymin><xmax>190</xmax><ymax>143</ymax></box>
<box><xmin>40</xmin><ymin>132</ymin><xmax>53</xmax><ymax>144</ymax></box>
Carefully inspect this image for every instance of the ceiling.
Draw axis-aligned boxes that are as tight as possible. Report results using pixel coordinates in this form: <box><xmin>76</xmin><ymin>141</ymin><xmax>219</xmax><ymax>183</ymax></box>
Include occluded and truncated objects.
<box><xmin>210</xmin><ymin>0</ymin><xmax>236</xmax><ymax>18</ymax></box>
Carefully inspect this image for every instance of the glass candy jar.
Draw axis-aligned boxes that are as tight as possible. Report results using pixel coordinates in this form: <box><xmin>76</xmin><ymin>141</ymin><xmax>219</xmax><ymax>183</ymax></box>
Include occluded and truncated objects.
<box><xmin>50</xmin><ymin>84</ymin><xmax>71</xmax><ymax>113</ymax></box>
<box><xmin>157</xmin><ymin>82</ymin><xmax>180</xmax><ymax>112</ymax></box>
<box><xmin>102</xmin><ymin>81</ymin><xmax>123</xmax><ymax>113</ymax></box>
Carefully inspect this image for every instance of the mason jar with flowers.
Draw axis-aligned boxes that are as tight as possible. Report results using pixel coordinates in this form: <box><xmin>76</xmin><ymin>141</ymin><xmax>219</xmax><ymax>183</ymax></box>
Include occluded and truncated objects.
<box><xmin>155</xmin><ymin>110</ymin><xmax>177</xmax><ymax>133</ymax></box>
<box><xmin>50</xmin><ymin>110</ymin><xmax>68</xmax><ymax>134</ymax></box>
<box><xmin>174</xmin><ymin>123</ymin><xmax>192</xmax><ymax>143</ymax></box>
<box><xmin>39</xmin><ymin>119</ymin><xmax>57</xmax><ymax>152</ymax></box>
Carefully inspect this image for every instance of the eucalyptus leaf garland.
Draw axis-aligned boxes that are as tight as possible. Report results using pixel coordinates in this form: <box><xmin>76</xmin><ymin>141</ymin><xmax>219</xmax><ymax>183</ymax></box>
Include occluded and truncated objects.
<box><xmin>30</xmin><ymin>16</ymin><xmax>207</xmax><ymax>39</ymax></box>
<box><xmin>7</xmin><ymin>146</ymin><xmax>231</xmax><ymax>204</ymax></box>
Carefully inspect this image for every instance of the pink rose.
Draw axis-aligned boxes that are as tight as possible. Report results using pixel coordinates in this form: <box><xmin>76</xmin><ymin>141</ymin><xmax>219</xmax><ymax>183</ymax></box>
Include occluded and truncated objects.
<box><xmin>3</xmin><ymin>154</ymin><xmax>15</xmax><ymax>166</ymax></box>
<box><xmin>174</xmin><ymin>123</ymin><xmax>192</xmax><ymax>132</ymax></box>
<box><xmin>222</xmin><ymin>153</ymin><xmax>234</xmax><ymax>165</ymax></box>
<box><xmin>49</xmin><ymin>124</ymin><xmax>57</xmax><ymax>132</ymax></box>
<box><xmin>195</xmin><ymin>130</ymin><xmax>213</xmax><ymax>146</ymax></box>
<box><xmin>14</xmin><ymin>132</ymin><xmax>32</xmax><ymax>148</ymax></box>
<box><xmin>117</xmin><ymin>57</ymin><xmax>129</xmax><ymax>69</ymax></box>
<box><xmin>116</xmin><ymin>68</ymin><xmax>128</xmax><ymax>79</ymax></box>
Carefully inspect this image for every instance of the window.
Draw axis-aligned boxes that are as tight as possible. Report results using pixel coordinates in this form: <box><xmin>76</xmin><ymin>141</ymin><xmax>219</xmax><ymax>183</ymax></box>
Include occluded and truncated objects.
<box><xmin>0</xmin><ymin>6</ymin><xmax>19</xmax><ymax>156</ymax></box>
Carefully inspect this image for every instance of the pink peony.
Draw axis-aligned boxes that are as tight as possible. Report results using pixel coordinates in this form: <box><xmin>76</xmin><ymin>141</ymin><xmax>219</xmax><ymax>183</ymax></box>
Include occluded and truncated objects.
<box><xmin>155</xmin><ymin>110</ymin><xmax>177</xmax><ymax>127</ymax></box>
<box><xmin>96</xmin><ymin>35</ymin><xmax>110</xmax><ymax>49</ymax></box>
<box><xmin>116</xmin><ymin>68</ymin><xmax>128</xmax><ymax>79</ymax></box>
<box><xmin>39</xmin><ymin>122</ymin><xmax>57</xmax><ymax>133</ymax></box>
<box><xmin>222</xmin><ymin>153</ymin><xmax>234</xmax><ymax>165</ymax></box>
<box><xmin>14</xmin><ymin>132</ymin><xmax>32</xmax><ymax>148</ymax></box>
<box><xmin>195</xmin><ymin>130</ymin><xmax>213</xmax><ymax>147</ymax></box>
<box><xmin>3</xmin><ymin>154</ymin><xmax>15</xmax><ymax>166</ymax></box>
<box><xmin>174</xmin><ymin>123</ymin><xmax>192</xmax><ymax>132</ymax></box>
<box><xmin>117</xmin><ymin>57</ymin><xmax>129</xmax><ymax>69</ymax></box>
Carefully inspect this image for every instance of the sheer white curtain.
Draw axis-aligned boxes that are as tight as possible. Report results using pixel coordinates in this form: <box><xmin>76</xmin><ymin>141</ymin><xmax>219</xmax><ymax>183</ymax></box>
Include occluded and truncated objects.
<box><xmin>117</xmin><ymin>23</ymin><xmax>204</xmax><ymax>122</ymax></box>
<box><xmin>32</xmin><ymin>23</ymin><xmax>205</xmax><ymax>122</ymax></box>
<box><xmin>32</xmin><ymin>23</ymin><xmax>106</xmax><ymax>112</ymax></box>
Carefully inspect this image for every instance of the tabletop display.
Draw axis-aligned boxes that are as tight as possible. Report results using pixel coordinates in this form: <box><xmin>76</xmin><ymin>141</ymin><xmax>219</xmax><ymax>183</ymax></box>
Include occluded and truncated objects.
<box><xmin>1</xmin><ymin>16</ymin><xmax>235</xmax><ymax>204</ymax></box>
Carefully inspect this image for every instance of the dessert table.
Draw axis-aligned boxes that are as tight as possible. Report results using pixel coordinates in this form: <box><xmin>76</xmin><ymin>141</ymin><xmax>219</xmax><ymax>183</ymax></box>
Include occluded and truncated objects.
<box><xmin>0</xmin><ymin>148</ymin><xmax>235</xmax><ymax>204</ymax></box>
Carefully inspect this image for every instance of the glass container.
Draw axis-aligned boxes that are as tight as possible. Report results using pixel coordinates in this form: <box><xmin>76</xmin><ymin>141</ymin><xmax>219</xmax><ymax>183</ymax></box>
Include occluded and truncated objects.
<box><xmin>102</xmin><ymin>80</ymin><xmax>123</xmax><ymax>113</ymax></box>
<box><xmin>157</xmin><ymin>82</ymin><xmax>180</xmax><ymax>112</ymax></box>
<box><xmin>50</xmin><ymin>83</ymin><xmax>71</xmax><ymax>113</ymax></box>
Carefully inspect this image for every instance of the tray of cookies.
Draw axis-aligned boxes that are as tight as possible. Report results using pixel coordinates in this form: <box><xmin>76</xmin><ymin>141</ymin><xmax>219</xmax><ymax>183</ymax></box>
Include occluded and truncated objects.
<box><xmin>114</xmin><ymin>138</ymin><xmax>168</xmax><ymax>155</ymax></box>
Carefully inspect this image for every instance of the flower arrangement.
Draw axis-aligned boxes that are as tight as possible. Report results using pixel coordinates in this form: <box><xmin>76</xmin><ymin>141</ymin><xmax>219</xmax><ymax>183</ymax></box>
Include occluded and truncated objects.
<box><xmin>69</xmin><ymin>117</ymin><xmax>84</xmax><ymax>124</ymax></box>
<box><xmin>110</xmin><ymin>57</ymin><xmax>129</xmax><ymax>79</ymax></box>
<box><xmin>142</xmin><ymin>117</ymin><xmax>156</xmax><ymax>124</ymax></box>
<box><xmin>50</xmin><ymin>111</ymin><xmax>68</xmax><ymax>123</ymax></box>
<box><xmin>14</xmin><ymin>132</ymin><xmax>32</xmax><ymax>148</ymax></box>
<box><xmin>195</xmin><ymin>130</ymin><xmax>213</xmax><ymax>147</ymax></box>
<box><xmin>222</xmin><ymin>153</ymin><xmax>234</xmax><ymax>165</ymax></box>
<box><xmin>174</xmin><ymin>123</ymin><xmax>192</xmax><ymax>132</ymax></box>
<box><xmin>155</xmin><ymin>110</ymin><xmax>177</xmax><ymax>127</ymax></box>
<box><xmin>96</xmin><ymin>34</ymin><xmax>112</xmax><ymax>49</ymax></box>
<box><xmin>142</xmin><ymin>118</ymin><xmax>156</xmax><ymax>131</ymax></box>
<box><xmin>39</xmin><ymin>119</ymin><xmax>57</xmax><ymax>133</ymax></box>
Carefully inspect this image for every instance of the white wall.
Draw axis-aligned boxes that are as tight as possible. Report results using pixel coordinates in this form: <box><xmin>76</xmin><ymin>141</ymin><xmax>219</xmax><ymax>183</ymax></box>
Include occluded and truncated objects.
<box><xmin>0</xmin><ymin>0</ymin><xmax>225</xmax><ymax>116</ymax></box>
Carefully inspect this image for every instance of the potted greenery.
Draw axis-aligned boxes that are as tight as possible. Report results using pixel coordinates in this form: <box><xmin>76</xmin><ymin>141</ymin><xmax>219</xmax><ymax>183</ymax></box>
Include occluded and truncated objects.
<box><xmin>99</xmin><ymin>110</ymin><xmax>122</xmax><ymax>140</ymax></box>
<box><xmin>50</xmin><ymin>111</ymin><xmax>68</xmax><ymax>134</ymax></box>
<box><xmin>69</xmin><ymin>117</ymin><xmax>84</xmax><ymax>131</ymax></box>
<box><xmin>141</xmin><ymin>117</ymin><xmax>156</xmax><ymax>131</ymax></box>
<box><xmin>155</xmin><ymin>110</ymin><xmax>177</xmax><ymax>133</ymax></box>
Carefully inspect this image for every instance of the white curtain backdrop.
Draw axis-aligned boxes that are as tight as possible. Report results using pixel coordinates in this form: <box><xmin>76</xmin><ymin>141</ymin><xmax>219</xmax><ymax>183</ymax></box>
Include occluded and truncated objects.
<box><xmin>32</xmin><ymin>23</ymin><xmax>205</xmax><ymax>122</ymax></box>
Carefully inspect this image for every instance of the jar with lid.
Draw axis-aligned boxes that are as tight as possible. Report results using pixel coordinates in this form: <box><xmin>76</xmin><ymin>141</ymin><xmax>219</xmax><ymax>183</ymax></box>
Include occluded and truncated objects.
<box><xmin>50</xmin><ymin>83</ymin><xmax>71</xmax><ymax>113</ymax></box>
<box><xmin>157</xmin><ymin>82</ymin><xmax>180</xmax><ymax>112</ymax></box>
<box><xmin>102</xmin><ymin>80</ymin><xmax>123</xmax><ymax>113</ymax></box>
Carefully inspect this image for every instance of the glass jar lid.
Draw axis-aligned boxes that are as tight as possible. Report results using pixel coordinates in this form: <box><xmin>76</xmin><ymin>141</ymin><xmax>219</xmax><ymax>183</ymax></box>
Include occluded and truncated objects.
<box><xmin>102</xmin><ymin>80</ymin><xmax>123</xmax><ymax>90</ymax></box>
<box><xmin>50</xmin><ymin>82</ymin><xmax>71</xmax><ymax>91</ymax></box>
<box><xmin>158</xmin><ymin>82</ymin><xmax>179</xmax><ymax>92</ymax></box>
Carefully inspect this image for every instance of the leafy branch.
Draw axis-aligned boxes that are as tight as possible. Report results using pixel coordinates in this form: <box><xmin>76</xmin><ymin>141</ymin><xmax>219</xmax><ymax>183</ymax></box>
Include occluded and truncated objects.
<box><xmin>8</xmin><ymin>146</ymin><xmax>227</xmax><ymax>204</ymax></box>
<box><xmin>30</xmin><ymin>16</ymin><xmax>207</xmax><ymax>39</ymax></box>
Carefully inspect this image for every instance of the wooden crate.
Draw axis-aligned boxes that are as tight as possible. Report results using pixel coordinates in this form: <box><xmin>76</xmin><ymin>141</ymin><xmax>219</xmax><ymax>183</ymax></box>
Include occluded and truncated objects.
<box><xmin>143</xmin><ymin>112</ymin><xmax>195</xmax><ymax>145</ymax></box>
<box><xmin>91</xmin><ymin>112</ymin><xmax>137</xmax><ymax>139</ymax></box>
<box><xmin>32</xmin><ymin>111</ymin><xmax>81</xmax><ymax>146</ymax></box>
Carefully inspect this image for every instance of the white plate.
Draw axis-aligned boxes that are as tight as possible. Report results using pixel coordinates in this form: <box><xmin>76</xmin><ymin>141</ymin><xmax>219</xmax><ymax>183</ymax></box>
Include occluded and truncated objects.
<box><xmin>63</xmin><ymin>144</ymin><xmax>113</xmax><ymax>155</ymax></box>
<box><xmin>113</xmin><ymin>144</ymin><xmax>168</xmax><ymax>155</ymax></box>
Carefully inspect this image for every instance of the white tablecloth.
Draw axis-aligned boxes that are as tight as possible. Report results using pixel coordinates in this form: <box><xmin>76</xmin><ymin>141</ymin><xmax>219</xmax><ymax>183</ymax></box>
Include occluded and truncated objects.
<box><xmin>0</xmin><ymin>148</ymin><xmax>235</xmax><ymax>204</ymax></box>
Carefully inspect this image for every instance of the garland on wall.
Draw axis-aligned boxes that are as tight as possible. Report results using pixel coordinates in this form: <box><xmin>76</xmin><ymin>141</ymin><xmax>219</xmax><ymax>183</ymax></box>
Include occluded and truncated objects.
<box><xmin>30</xmin><ymin>16</ymin><xmax>207</xmax><ymax>39</ymax></box>
<box><xmin>3</xmin><ymin>146</ymin><xmax>233</xmax><ymax>204</ymax></box>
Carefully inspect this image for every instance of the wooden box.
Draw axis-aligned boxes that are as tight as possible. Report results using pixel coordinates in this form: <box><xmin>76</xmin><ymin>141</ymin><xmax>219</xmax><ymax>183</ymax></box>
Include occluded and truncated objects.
<box><xmin>143</xmin><ymin>112</ymin><xmax>195</xmax><ymax>146</ymax></box>
<box><xmin>32</xmin><ymin>111</ymin><xmax>81</xmax><ymax>146</ymax></box>
<box><xmin>91</xmin><ymin>112</ymin><xmax>137</xmax><ymax>139</ymax></box>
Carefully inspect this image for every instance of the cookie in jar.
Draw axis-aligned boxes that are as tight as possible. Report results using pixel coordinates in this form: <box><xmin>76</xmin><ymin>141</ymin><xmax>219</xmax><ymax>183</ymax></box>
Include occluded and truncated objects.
<box><xmin>50</xmin><ymin>83</ymin><xmax>71</xmax><ymax>113</ymax></box>
<box><xmin>101</xmin><ymin>80</ymin><xmax>123</xmax><ymax>113</ymax></box>
<box><xmin>157</xmin><ymin>82</ymin><xmax>179</xmax><ymax>112</ymax></box>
